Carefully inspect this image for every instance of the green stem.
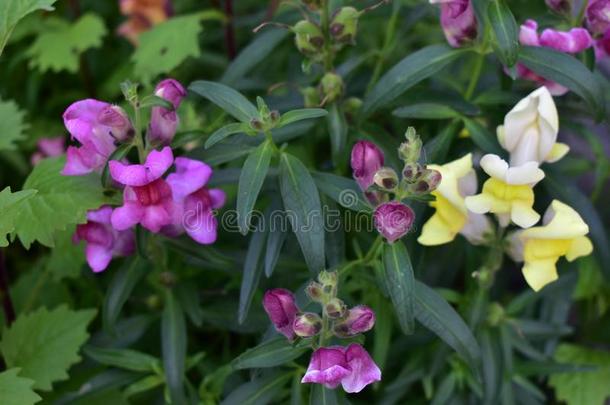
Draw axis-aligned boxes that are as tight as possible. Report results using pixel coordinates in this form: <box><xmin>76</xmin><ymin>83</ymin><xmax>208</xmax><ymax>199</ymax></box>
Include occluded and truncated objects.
<box><xmin>366</xmin><ymin>3</ymin><xmax>400</xmax><ymax>93</ymax></box>
<box><xmin>133</xmin><ymin>102</ymin><xmax>146</xmax><ymax>163</ymax></box>
<box><xmin>464</xmin><ymin>52</ymin><xmax>485</xmax><ymax>101</ymax></box>
<box><xmin>575</xmin><ymin>0</ymin><xmax>589</xmax><ymax>26</ymax></box>
<box><xmin>320</xmin><ymin>0</ymin><xmax>334</xmax><ymax>71</ymax></box>
<box><xmin>339</xmin><ymin>236</ymin><xmax>383</xmax><ymax>275</ymax></box>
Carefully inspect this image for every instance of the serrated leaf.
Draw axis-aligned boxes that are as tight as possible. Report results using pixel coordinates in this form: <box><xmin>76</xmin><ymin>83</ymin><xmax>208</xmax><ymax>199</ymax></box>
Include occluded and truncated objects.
<box><xmin>237</xmin><ymin>139</ymin><xmax>274</xmax><ymax>234</ymax></box>
<box><xmin>133</xmin><ymin>14</ymin><xmax>203</xmax><ymax>82</ymax></box>
<box><xmin>0</xmin><ymin>305</ymin><xmax>97</xmax><ymax>390</ymax></box>
<box><xmin>46</xmin><ymin>226</ymin><xmax>85</xmax><ymax>280</ymax></box>
<box><xmin>549</xmin><ymin>344</ymin><xmax>610</xmax><ymax>405</ymax></box>
<box><xmin>382</xmin><ymin>242</ymin><xmax>415</xmax><ymax>334</ymax></box>
<box><xmin>189</xmin><ymin>80</ymin><xmax>259</xmax><ymax>123</ymax></box>
<box><xmin>232</xmin><ymin>338</ymin><xmax>308</xmax><ymax>369</ymax></box>
<box><xmin>0</xmin><ymin>98</ymin><xmax>28</xmax><ymax>151</ymax></box>
<box><xmin>279</xmin><ymin>108</ymin><xmax>328</xmax><ymax>128</ymax></box>
<box><xmin>0</xmin><ymin>0</ymin><xmax>58</xmax><ymax>55</ymax></box>
<box><xmin>13</xmin><ymin>157</ymin><xmax>114</xmax><ymax>249</ymax></box>
<box><xmin>0</xmin><ymin>187</ymin><xmax>36</xmax><ymax>247</ymax></box>
<box><xmin>0</xmin><ymin>368</ymin><xmax>41</xmax><ymax>405</ymax></box>
<box><xmin>27</xmin><ymin>14</ymin><xmax>106</xmax><ymax>73</ymax></box>
<box><xmin>279</xmin><ymin>153</ymin><xmax>325</xmax><ymax>273</ymax></box>
<box><xmin>362</xmin><ymin>45</ymin><xmax>468</xmax><ymax>115</ymax></box>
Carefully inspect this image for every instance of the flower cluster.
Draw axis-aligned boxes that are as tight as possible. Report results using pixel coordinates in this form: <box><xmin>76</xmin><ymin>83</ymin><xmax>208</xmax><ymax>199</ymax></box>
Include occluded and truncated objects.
<box><xmin>350</xmin><ymin>129</ymin><xmax>442</xmax><ymax>243</ymax></box>
<box><xmin>263</xmin><ymin>271</ymin><xmax>381</xmax><ymax>393</ymax></box>
<box><xmin>118</xmin><ymin>0</ymin><xmax>173</xmax><ymax>45</ymax></box>
<box><xmin>418</xmin><ymin>86</ymin><xmax>593</xmax><ymax>291</ymax></box>
<box><xmin>61</xmin><ymin>79</ymin><xmax>225</xmax><ymax>272</ymax></box>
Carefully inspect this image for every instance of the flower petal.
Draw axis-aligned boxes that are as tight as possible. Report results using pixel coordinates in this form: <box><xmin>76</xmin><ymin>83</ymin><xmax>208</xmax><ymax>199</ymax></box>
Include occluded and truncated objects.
<box><xmin>166</xmin><ymin>157</ymin><xmax>212</xmax><ymax>200</ymax></box>
<box><xmin>111</xmin><ymin>202</ymin><xmax>144</xmax><ymax>231</ymax></box>
<box><xmin>110</xmin><ymin>146</ymin><xmax>174</xmax><ymax>186</ymax></box>
<box><xmin>342</xmin><ymin>344</ymin><xmax>381</xmax><ymax>393</ymax></box>
<box><xmin>85</xmin><ymin>243</ymin><xmax>113</xmax><ymax>273</ymax></box>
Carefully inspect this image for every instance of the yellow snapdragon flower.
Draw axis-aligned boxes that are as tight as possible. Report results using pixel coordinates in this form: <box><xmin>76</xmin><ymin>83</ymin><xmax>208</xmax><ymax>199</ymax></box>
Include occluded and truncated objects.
<box><xmin>418</xmin><ymin>154</ymin><xmax>491</xmax><ymax>246</ymax></box>
<box><xmin>465</xmin><ymin>154</ymin><xmax>544</xmax><ymax>228</ymax></box>
<box><xmin>508</xmin><ymin>200</ymin><xmax>593</xmax><ymax>291</ymax></box>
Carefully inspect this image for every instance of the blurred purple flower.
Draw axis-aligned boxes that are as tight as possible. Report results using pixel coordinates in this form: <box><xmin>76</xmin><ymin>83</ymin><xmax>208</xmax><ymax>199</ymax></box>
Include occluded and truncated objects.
<box><xmin>74</xmin><ymin>206</ymin><xmax>134</xmax><ymax>272</ymax></box>
<box><xmin>586</xmin><ymin>0</ymin><xmax>610</xmax><ymax>35</ymax></box>
<box><xmin>430</xmin><ymin>0</ymin><xmax>477</xmax><ymax>47</ymax></box>
<box><xmin>31</xmin><ymin>137</ymin><xmax>65</xmax><ymax>165</ymax></box>
<box><xmin>148</xmin><ymin>79</ymin><xmax>187</xmax><ymax>146</ymax></box>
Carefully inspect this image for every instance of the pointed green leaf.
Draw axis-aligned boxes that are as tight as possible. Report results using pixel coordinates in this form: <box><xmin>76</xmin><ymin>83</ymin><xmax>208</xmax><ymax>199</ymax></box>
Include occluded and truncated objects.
<box><xmin>232</xmin><ymin>338</ymin><xmax>309</xmax><ymax>369</ymax></box>
<box><xmin>0</xmin><ymin>369</ymin><xmax>41</xmax><ymax>405</ymax></box>
<box><xmin>279</xmin><ymin>108</ymin><xmax>328</xmax><ymax>128</ymax></box>
<box><xmin>488</xmin><ymin>0</ymin><xmax>519</xmax><ymax>67</ymax></box>
<box><xmin>102</xmin><ymin>257</ymin><xmax>148</xmax><ymax>331</ymax></box>
<box><xmin>84</xmin><ymin>346</ymin><xmax>161</xmax><ymax>373</ymax></box>
<box><xmin>189</xmin><ymin>80</ymin><xmax>259</xmax><ymax>123</ymax></box>
<box><xmin>393</xmin><ymin>103</ymin><xmax>461</xmax><ymax>120</ymax></box>
<box><xmin>382</xmin><ymin>242</ymin><xmax>415</xmax><ymax>334</ymax></box>
<box><xmin>0</xmin><ymin>305</ymin><xmax>97</xmax><ymax>390</ymax></box>
<box><xmin>205</xmin><ymin>122</ymin><xmax>248</xmax><ymax>149</ymax></box>
<box><xmin>221</xmin><ymin>372</ymin><xmax>291</xmax><ymax>405</ymax></box>
<box><xmin>327</xmin><ymin>103</ymin><xmax>347</xmax><ymax>163</ymax></box>
<box><xmin>237</xmin><ymin>139</ymin><xmax>274</xmax><ymax>234</ymax></box>
<box><xmin>309</xmin><ymin>384</ymin><xmax>337</xmax><ymax>405</ymax></box>
<box><xmin>279</xmin><ymin>153</ymin><xmax>325</xmax><ymax>273</ymax></box>
<box><xmin>312</xmin><ymin>172</ymin><xmax>370</xmax><ymax>212</ymax></box>
<box><xmin>463</xmin><ymin>118</ymin><xmax>504</xmax><ymax>155</ymax></box>
<box><xmin>161</xmin><ymin>289</ymin><xmax>187</xmax><ymax>405</ymax></box>
<box><xmin>238</xmin><ymin>229</ymin><xmax>267</xmax><ymax>324</ymax></box>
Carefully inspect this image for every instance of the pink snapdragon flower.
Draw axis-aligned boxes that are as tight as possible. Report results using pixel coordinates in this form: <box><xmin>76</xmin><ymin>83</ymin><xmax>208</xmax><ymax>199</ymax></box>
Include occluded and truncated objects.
<box><xmin>515</xmin><ymin>20</ymin><xmax>592</xmax><ymax>95</ymax></box>
<box><xmin>429</xmin><ymin>0</ymin><xmax>477</xmax><ymax>47</ymax></box>
<box><xmin>263</xmin><ymin>288</ymin><xmax>300</xmax><ymax>340</ymax></box>
<box><xmin>31</xmin><ymin>137</ymin><xmax>65</xmax><ymax>165</ymax></box>
<box><xmin>335</xmin><ymin>305</ymin><xmax>376</xmax><ymax>337</ymax></box>
<box><xmin>373</xmin><ymin>201</ymin><xmax>415</xmax><ymax>242</ymax></box>
<box><xmin>301</xmin><ymin>344</ymin><xmax>381</xmax><ymax>393</ymax></box>
<box><xmin>165</xmin><ymin>157</ymin><xmax>226</xmax><ymax>244</ymax></box>
<box><xmin>74</xmin><ymin>206</ymin><xmax>135</xmax><ymax>272</ymax></box>
<box><xmin>110</xmin><ymin>147</ymin><xmax>176</xmax><ymax>232</ymax></box>
<box><xmin>351</xmin><ymin>140</ymin><xmax>384</xmax><ymax>192</ymax></box>
<box><xmin>62</xmin><ymin>99</ymin><xmax>133</xmax><ymax>175</ymax></box>
<box><xmin>148</xmin><ymin>79</ymin><xmax>187</xmax><ymax>146</ymax></box>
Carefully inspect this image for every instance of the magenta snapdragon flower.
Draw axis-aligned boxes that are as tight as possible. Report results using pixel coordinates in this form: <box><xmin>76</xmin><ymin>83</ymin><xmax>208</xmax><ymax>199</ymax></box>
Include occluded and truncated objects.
<box><xmin>430</xmin><ymin>0</ymin><xmax>477</xmax><ymax>48</ymax></box>
<box><xmin>351</xmin><ymin>140</ymin><xmax>384</xmax><ymax>192</ymax></box>
<box><xmin>262</xmin><ymin>288</ymin><xmax>300</xmax><ymax>340</ymax></box>
<box><xmin>302</xmin><ymin>344</ymin><xmax>381</xmax><ymax>393</ymax></box>
<box><xmin>109</xmin><ymin>147</ymin><xmax>176</xmax><ymax>232</ymax></box>
<box><xmin>148</xmin><ymin>79</ymin><xmax>187</xmax><ymax>146</ymax></box>
<box><xmin>373</xmin><ymin>201</ymin><xmax>415</xmax><ymax>242</ymax></box>
<box><xmin>31</xmin><ymin>137</ymin><xmax>65</xmax><ymax>165</ymax></box>
<box><xmin>165</xmin><ymin>157</ymin><xmax>226</xmax><ymax>244</ymax></box>
<box><xmin>62</xmin><ymin>99</ymin><xmax>133</xmax><ymax>175</ymax></box>
<box><xmin>74</xmin><ymin>206</ymin><xmax>135</xmax><ymax>272</ymax></box>
<box><xmin>515</xmin><ymin>20</ymin><xmax>592</xmax><ymax>95</ymax></box>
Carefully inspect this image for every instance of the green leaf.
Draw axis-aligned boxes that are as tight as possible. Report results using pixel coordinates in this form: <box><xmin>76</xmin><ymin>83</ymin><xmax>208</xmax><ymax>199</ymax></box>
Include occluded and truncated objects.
<box><xmin>189</xmin><ymin>142</ymin><xmax>255</xmax><ymax>165</ymax></box>
<box><xmin>133</xmin><ymin>14</ymin><xmax>203</xmax><ymax>82</ymax></box>
<box><xmin>14</xmin><ymin>157</ymin><xmax>115</xmax><ymax>248</ymax></box>
<box><xmin>189</xmin><ymin>80</ymin><xmax>259</xmax><ymax>123</ymax></box>
<box><xmin>393</xmin><ymin>103</ymin><xmax>461</xmax><ymax>120</ymax></box>
<box><xmin>237</xmin><ymin>139</ymin><xmax>274</xmax><ymax>234</ymax></box>
<box><xmin>487</xmin><ymin>0</ymin><xmax>519</xmax><ymax>67</ymax></box>
<box><xmin>46</xmin><ymin>227</ymin><xmax>85</xmax><ymax>280</ymax></box>
<box><xmin>232</xmin><ymin>338</ymin><xmax>308</xmax><ymax>369</ymax></box>
<box><xmin>279</xmin><ymin>153</ymin><xmax>326</xmax><ymax>273</ymax></box>
<box><xmin>0</xmin><ymin>305</ymin><xmax>97</xmax><ymax>390</ymax></box>
<box><xmin>0</xmin><ymin>98</ymin><xmax>28</xmax><ymax>150</ymax></box>
<box><xmin>424</xmin><ymin>120</ymin><xmax>462</xmax><ymax>163</ymax></box>
<box><xmin>312</xmin><ymin>172</ymin><xmax>370</xmax><ymax>212</ymax></box>
<box><xmin>362</xmin><ymin>45</ymin><xmax>468</xmax><ymax>115</ymax></box>
<box><xmin>462</xmin><ymin>118</ymin><xmax>504</xmax><ymax>155</ymax></box>
<box><xmin>205</xmin><ymin>122</ymin><xmax>248</xmax><ymax>149</ymax></box>
<box><xmin>309</xmin><ymin>384</ymin><xmax>337</xmax><ymax>405</ymax></box>
<box><xmin>0</xmin><ymin>0</ymin><xmax>58</xmax><ymax>55</ymax></box>
<box><xmin>519</xmin><ymin>46</ymin><xmax>605</xmax><ymax>120</ymax></box>
<box><xmin>279</xmin><ymin>108</ymin><xmax>328</xmax><ymax>128</ymax></box>
<box><xmin>414</xmin><ymin>280</ymin><xmax>481</xmax><ymax>375</ymax></box>
<box><xmin>221</xmin><ymin>372</ymin><xmax>292</xmax><ymax>405</ymax></box>
<box><xmin>0</xmin><ymin>187</ymin><xmax>36</xmax><ymax>247</ymax></box>
<box><xmin>139</xmin><ymin>95</ymin><xmax>174</xmax><ymax>110</ymax></box>
<box><xmin>264</xmin><ymin>198</ymin><xmax>287</xmax><ymax>277</ymax></box>
<box><xmin>238</xmin><ymin>229</ymin><xmax>267</xmax><ymax>324</ymax></box>
<box><xmin>28</xmin><ymin>14</ymin><xmax>106</xmax><ymax>73</ymax></box>
<box><xmin>382</xmin><ymin>242</ymin><xmax>415</xmax><ymax>334</ymax></box>
<box><xmin>327</xmin><ymin>103</ymin><xmax>347</xmax><ymax>163</ymax></box>
<box><xmin>221</xmin><ymin>29</ymin><xmax>288</xmax><ymax>85</ymax></box>
<box><xmin>124</xmin><ymin>375</ymin><xmax>164</xmax><ymax>398</ymax></box>
<box><xmin>84</xmin><ymin>346</ymin><xmax>161</xmax><ymax>373</ymax></box>
<box><xmin>161</xmin><ymin>289</ymin><xmax>187</xmax><ymax>405</ymax></box>
<box><xmin>0</xmin><ymin>369</ymin><xmax>41</xmax><ymax>405</ymax></box>
<box><xmin>549</xmin><ymin>344</ymin><xmax>610</xmax><ymax>405</ymax></box>
<box><xmin>102</xmin><ymin>257</ymin><xmax>148</xmax><ymax>332</ymax></box>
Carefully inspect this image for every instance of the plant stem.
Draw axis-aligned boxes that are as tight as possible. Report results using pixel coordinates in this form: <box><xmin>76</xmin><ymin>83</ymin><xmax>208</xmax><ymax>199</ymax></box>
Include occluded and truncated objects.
<box><xmin>339</xmin><ymin>236</ymin><xmax>383</xmax><ymax>275</ymax></box>
<box><xmin>133</xmin><ymin>102</ymin><xmax>146</xmax><ymax>163</ymax></box>
<box><xmin>464</xmin><ymin>52</ymin><xmax>485</xmax><ymax>100</ymax></box>
<box><xmin>0</xmin><ymin>250</ymin><xmax>15</xmax><ymax>325</ymax></box>
<box><xmin>575</xmin><ymin>0</ymin><xmax>589</xmax><ymax>26</ymax></box>
<box><xmin>320</xmin><ymin>0</ymin><xmax>334</xmax><ymax>71</ymax></box>
<box><xmin>366</xmin><ymin>2</ymin><xmax>400</xmax><ymax>93</ymax></box>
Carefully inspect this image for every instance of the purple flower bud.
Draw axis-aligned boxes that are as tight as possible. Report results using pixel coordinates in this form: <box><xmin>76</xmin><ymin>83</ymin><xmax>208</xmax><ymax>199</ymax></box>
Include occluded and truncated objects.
<box><xmin>431</xmin><ymin>0</ymin><xmax>477</xmax><ymax>48</ymax></box>
<box><xmin>334</xmin><ymin>305</ymin><xmax>375</xmax><ymax>337</ymax></box>
<box><xmin>262</xmin><ymin>288</ymin><xmax>299</xmax><ymax>340</ymax></box>
<box><xmin>373</xmin><ymin>167</ymin><xmax>399</xmax><ymax>190</ymax></box>
<box><xmin>587</xmin><ymin>0</ymin><xmax>610</xmax><ymax>35</ymax></box>
<box><xmin>325</xmin><ymin>298</ymin><xmax>347</xmax><ymax>319</ymax></box>
<box><xmin>148</xmin><ymin>79</ymin><xmax>186</xmax><ymax>146</ymax></box>
<box><xmin>351</xmin><ymin>140</ymin><xmax>384</xmax><ymax>192</ymax></box>
<box><xmin>373</xmin><ymin>202</ymin><xmax>415</xmax><ymax>243</ymax></box>
<box><xmin>293</xmin><ymin>313</ymin><xmax>323</xmax><ymax>337</ymax></box>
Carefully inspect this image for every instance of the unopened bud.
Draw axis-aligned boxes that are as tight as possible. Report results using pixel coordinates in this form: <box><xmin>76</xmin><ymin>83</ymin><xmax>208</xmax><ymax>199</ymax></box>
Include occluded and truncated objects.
<box><xmin>302</xmin><ymin>87</ymin><xmax>320</xmax><ymax>108</ymax></box>
<box><xmin>250</xmin><ymin>118</ymin><xmax>263</xmax><ymax>131</ymax></box>
<box><xmin>317</xmin><ymin>270</ymin><xmax>338</xmax><ymax>295</ymax></box>
<box><xmin>325</xmin><ymin>298</ymin><xmax>347</xmax><ymax>319</ymax></box>
<box><xmin>373</xmin><ymin>167</ymin><xmax>398</xmax><ymax>190</ymax></box>
<box><xmin>402</xmin><ymin>163</ymin><xmax>423</xmax><ymax>183</ymax></box>
<box><xmin>399</xmin><ymin>127</ymin><xmax>422</xmax><ymax>163</ymax></box>
<box><xmin>269</xmin><ymin>110</ymin><xmax>280</xmax><ymax>123</ymax></box>
<box><xmin>306</xmin><ymin>281</ymin><xmax>325</xmax><ymax>303</ymax></box>
<box><xmin>423</xmin><ymin>169</ymin><xmax>442</xmax><ymax>192</ymax></box>
<box><xmin>293</xmin><ymin>312</ymin><xmax>323</xmax><ymax>337</ymax></box>
<box><xmin>293</xmin><ymin>20</ymin><xmax>324</xmax><ymax>57</ymax></box>
<box><xmin>330</xmin><ymin>7</ymin><xmax>360</xmax><ymax>44</ymax></box>
<box><xmin>333</xmin><ymin>305</ymin><xmax>375</xmax><ymax>337</ymax></box>
<box><xmin>343</xmin><ymin>97</ymin><xmax>362</xmax><ymax>115</ymax></box>
<box><xmin>319</xmin><ymin>72</ymin><xmax>344</xmax><ymax>104</ymax></box>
